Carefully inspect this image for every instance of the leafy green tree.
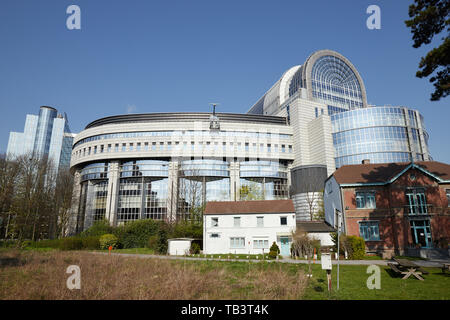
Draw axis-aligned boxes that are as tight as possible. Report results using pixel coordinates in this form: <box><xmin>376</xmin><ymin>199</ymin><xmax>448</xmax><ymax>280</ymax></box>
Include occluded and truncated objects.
<box><xmin>405</xmin><ymin>0</ymin><xmax>450</xmax><ymax>100</ymax></box>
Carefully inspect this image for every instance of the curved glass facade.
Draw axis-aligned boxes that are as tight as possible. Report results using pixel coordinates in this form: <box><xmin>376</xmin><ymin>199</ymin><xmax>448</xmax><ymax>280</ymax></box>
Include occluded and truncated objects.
<box><xmin>239</xmin><ymin>161</ymin><xmax>288</xmax><ymax>200</ymax></box>
<box><xmin>331</xmin><ymin>107</ymin><xmax>428</xmax><ymax>168</ymax></box>
<box><xmin>310</xmin><ymin>55</ymin><xmax>364</xmax><ymax>110</ymax></box>
<box><xmin>178</xmin><ymin>160</ymin><xmax>231</xmax><ymax>218</ymax></box>
<box><xmin>81</xmin><ymin>162</ymin><xmax>109</xmax><ymax>181</ymax></box>
<box><xmin>117</xmin><ymin>160</ymin><xmax>170</xmax><ymax>222</ymax></box>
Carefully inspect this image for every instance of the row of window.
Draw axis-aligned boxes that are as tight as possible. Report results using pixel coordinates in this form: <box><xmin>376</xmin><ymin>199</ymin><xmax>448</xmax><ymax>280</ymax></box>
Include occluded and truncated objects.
<box><xmin>210</xmin><ymin>216</ymin><xmax>288</xmax><ymax>228</ymax></box>
<box><xmin>73</xmin><ymin>130</ymin><xmax>292</xmax><ymax>149</ymax></box>
<box><xmin>73</xmin><ymin>141</ymin><xmax>293</xmax><ymax>159</ymax></box>
<box><xmin>209</xmin><ymin>235</ymin><xmax>270</xmax><ymax>249</ymax></box>
<box><xmin>355</xmin><ymin>189</ymin><xmax>450</xmax><ymax>211</ymax></box>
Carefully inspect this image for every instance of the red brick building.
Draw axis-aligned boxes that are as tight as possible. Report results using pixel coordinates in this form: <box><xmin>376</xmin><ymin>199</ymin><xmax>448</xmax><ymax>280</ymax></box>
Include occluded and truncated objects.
<box><xmin>324</xmin><ymin>161</ymin><xmax>450</xmax><ymax>258</ymax></box>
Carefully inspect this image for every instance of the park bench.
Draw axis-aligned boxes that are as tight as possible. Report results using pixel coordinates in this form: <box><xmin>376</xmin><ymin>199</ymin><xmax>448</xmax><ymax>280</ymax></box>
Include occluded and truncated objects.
<box><xmin>387</xmin><ymin>262</ymin><xmax>402</xmax><ymax>275</ymax></box>
<box><xmin>388</xmin><ymin>259</ymin><xmax>428</xmax><ymax>281</ymax></box>
<box><xmin>442</xmin><ymin>263</ymin><xmax>450</xmax><ymax>274</ymax></box>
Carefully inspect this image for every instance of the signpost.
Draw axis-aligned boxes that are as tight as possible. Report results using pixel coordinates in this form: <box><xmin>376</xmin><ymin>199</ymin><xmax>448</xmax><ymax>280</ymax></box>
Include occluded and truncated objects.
<box><xmin>336</xmin><ymin>209</ymin><xmax>342</xmax><ymax>291</ymax></box>
<box><xmin>321</xmin><ymin>253</ymin><xmax>332</xmax><ymax>292</ymax></box>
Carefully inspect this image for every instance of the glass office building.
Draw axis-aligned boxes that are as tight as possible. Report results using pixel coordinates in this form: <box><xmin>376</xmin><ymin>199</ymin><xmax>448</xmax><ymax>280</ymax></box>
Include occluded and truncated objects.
<box><xmin>69</xmin><ymin>113</ymin><xmax>294</xmax><ymax>232</ymax></box>
<box><xmin>331</xmin><ymin>106</ymin><xmax>429</xmax><ymax>167</ymax></box>
<box><xmin>7</xmin><ymin>106</ymin><xmax>75</xmax><ymax>172</ymax></box>
<box><xmin>69</xmin><ymin>49</ymin><xmax>433</xmax><ymax>230</ymax></box>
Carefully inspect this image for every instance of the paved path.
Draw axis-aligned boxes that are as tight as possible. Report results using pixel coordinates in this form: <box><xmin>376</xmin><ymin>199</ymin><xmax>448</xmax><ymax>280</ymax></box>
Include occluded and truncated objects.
<box><xmin>92</xmin><ymin>252</ymin><xmax>450</xmax><ymax>268</ymax></box>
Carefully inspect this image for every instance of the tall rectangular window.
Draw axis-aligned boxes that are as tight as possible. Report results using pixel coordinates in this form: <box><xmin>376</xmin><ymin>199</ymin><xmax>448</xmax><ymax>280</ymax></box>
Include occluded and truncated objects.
<box><xmin>359</xmin><ymin>221</ymin><xmax>380</xmax><ymax>241</ymax></box>
<box><xmin>280</xmin><ymin>216</ymin><xmax>287</xmax><ymax>226</ymax></box>
<box><xmin>253</xmin><ymin>239</ymin><xmax>269</xmax><ymax>249</ymax></box>
<box><xmin>447</xmin><ymin>189</ymin><xmax>450</xmax><ymax>207</ymax></box>
<box><xmin>234</xmin><ymin>217</ymin><xmax>241</xmax><ymax>227</ymax></box>
<box><xmin>230</xmin><ymin>237</ymin><xmax>245</xmax><ymax>248</ymax></box>
<box><xmin>211</xmin><ymin>217</ymin><xmax>218</xmax><ymax>227</ymax></box>
<box><xmin>406</xmin><ymin>188</ymin><xmax>427</xmax><ymax>214</ymax></box>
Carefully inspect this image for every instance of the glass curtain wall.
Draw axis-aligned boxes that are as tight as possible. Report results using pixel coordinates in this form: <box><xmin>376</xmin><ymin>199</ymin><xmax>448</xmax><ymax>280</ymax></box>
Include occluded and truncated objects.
<box><xmin>177</xmin><ymin>159</ymin><xmax>230</xmax><ymax>220</ymax></box>
<box><xmin>76</xmin><ymin>162</ymin><xmax>109</xmax><ymax>232</ymax></box>
<box><xmin>331</xmin><ymin>107</ymin><xmax>429</xmax><ymax>167</ymax></box>
<box><xmin>117</xmin><ymin>160</ymin><xmax>169</xmax><ymax>223</ymax></box>
<box><xmin>239</xmin><ymin>161</ymin><xmax>288</xmax><ymax>200</ymax></box>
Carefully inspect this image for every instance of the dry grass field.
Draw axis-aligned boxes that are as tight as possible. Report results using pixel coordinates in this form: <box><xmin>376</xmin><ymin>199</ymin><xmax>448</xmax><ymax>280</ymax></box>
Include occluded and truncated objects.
<box><xmin>0</xmin><ymin>249</ymin><xmax>308</xmax><ymax>300</ymax></box>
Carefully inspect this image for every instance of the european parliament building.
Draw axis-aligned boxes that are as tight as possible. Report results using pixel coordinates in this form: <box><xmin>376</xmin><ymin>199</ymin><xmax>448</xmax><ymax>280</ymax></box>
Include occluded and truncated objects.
<box><xmin>68</xmin><ymin>50</ymin><xmax>430</xmax><ymax>232</ymax></box>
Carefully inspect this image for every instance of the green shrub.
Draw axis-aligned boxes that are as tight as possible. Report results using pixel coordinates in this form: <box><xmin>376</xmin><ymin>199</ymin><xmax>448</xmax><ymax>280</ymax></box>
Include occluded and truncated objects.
<box><xmin>172</xmin><ymin>221</ymin><xmax>202</xmax><ymax>239</ymax></box>
<box><xmin>346</xmin><ymin>235</ymin><xmax>366</xmax><ymax>260</ymax></box>
<box><xmin>190</xmin><ymin>242</ymin><xmax>201</xmax><ymax>254</ymax></box>
<box><xmin>156</xmin><ymin>228</ymin><xmax>168</xmax><ymax>254</ymax></box>
<box><xmin>118</xmin><ymin>219</ymin><xmax>162</xmax><ymax>248</ymax></box>
<box><xmin>99</xmin><ymin>234</ymin><xmax>119</xmax><ymax>250</ymax></box>
<box><xmin>59</xmin><ymin>237</ymin><xmax>83</xmax><ymax>251</ymax></box>
<box><xmin>81</xmin><ymin>236</ymin><xmax>100</xmax><ymax>250</ymax></box>
<box><xmin>80</xmin><ymin>220</ymin><xmax>113</xmax><ymax>237</ymax></box>
<box><xmin>147</xmin><ymin>235</ymin><xmax>158</xmax><ymax>251</ymax></box>
<box><xmin>268</xmin><ymin>241</ymin><xmax>280</xmax><ymax>259</ymax></box>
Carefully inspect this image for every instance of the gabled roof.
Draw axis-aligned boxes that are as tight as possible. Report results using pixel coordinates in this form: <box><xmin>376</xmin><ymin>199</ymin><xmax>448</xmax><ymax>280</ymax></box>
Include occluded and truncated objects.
<box><xmin>331</xmin><ymin>161</ymin><xmax>450</xmax><ymax>186</ymax></box>
<box><xmin>204</xmin><ymin>200</ymin><xmax>295</xmax><ymax>215</ymax></box>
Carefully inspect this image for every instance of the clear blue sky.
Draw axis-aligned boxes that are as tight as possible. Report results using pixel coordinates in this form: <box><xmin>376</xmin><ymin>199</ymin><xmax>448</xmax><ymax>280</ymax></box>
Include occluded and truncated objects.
<box><xmin>0</xmin><ymin>0</ymin><xmax>449</xmax><ymax>163</ymax></box>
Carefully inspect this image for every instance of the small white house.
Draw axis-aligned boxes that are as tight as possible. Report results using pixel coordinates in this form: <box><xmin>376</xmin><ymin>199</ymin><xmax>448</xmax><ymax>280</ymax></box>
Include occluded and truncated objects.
<box><xmin>203</xmin><ymin>200</ymin><xmax>296</xmax><ymax>256</ymax></box>
<box><xmin>168</xmin><ymin>238</ymin><xmax>194</xmax><ymax>256</ymax></box>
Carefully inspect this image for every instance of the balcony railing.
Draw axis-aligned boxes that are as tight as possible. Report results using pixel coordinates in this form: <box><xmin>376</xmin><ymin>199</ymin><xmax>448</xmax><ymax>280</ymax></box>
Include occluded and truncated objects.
<box><xmin>404</xmin><ymin>204</ymin><xmax>433</xmax><ymax>215</ymax></box>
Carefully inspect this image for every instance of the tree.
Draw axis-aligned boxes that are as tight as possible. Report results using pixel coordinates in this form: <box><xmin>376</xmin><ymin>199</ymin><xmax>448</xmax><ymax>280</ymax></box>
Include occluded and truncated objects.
<box><xmin>405</xmin><ymin>0</ymin><xmax>450</xmax><ymax>101</ymax></box>
<box><xmin>238</xmin><ymin>182</ymin><xmax>264</xmax><ymax>201</ymax></box>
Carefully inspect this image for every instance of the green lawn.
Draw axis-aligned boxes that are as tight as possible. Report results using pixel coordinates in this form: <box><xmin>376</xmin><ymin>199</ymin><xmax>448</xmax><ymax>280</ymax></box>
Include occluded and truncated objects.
<box><xmin>180</xmin><ymin>259</ymin><xmax>450</xmax><ymax>300</ymax></box>
<box><xmin>302</xmin><ymin>263</ymin><xmax>449</xmax><ymax>300</ymax></box>
<box><xmin>1</xmin><ymin>248</ymin><xmax>449</xmax><ymax>299</ymax></box>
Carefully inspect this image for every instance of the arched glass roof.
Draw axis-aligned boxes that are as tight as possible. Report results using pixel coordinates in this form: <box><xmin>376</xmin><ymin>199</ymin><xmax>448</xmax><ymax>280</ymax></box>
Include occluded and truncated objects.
<box><xmin>309</xmin><ymin>53</ymin><xmax>365</xmax><ymax>110</ymax></box>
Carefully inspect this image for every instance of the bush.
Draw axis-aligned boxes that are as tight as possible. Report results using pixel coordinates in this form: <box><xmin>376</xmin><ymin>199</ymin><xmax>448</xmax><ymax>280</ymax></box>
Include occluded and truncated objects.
<box><xmin>190</xmin><ymin>242</ymin><xmax>201</xmax><ymax>254</ymax></box>
<box><xmin>156</xmin><ymin>228</ymin><xmax>168</xmax><ymax>254</ymax></box>
<box><xmin>117</xmin><ymin>219</ymin><xmax>162</xmax><ymax>248</ymax></box>
<box><xmin>172</xmin><ymin>221</ymin><xmax>202</xmax><ymax>239</ymax></box>
<box><xmin>331</xmin><ymin>233</ymin><xmax>365</xmax><ymax>260</ymax></box>
<box><xmin>268</xmin><ymin>242</ymin><xmax>280</xmax><ymax>259</ymax></box>
<box><xmin>99</xmin><ymin>234</ymin><xmax>119</xmax><ymax>250</ymax></box>
<box><xmin>81</xmin><ymin>236</ymin><xmax>100</xmax><ymax>250</ymax></box>
<box><xmin>59</xmin><ymin>237</ymin><xmax>83</xmax><ymax>251</ymax></box>
<box><xmin>80</xmin><ymin>220</ymin><xmax>113</xmax><ymax>238</ymax></box>
<box><xmin>147</xmin><ymin>235</ymin><xmax>158</xmax><ymax>251</ymax></box>
<box><xmin>346</xmin><ymin>235</ymin><xmax>365</xmax><ymax>260</ymax></box>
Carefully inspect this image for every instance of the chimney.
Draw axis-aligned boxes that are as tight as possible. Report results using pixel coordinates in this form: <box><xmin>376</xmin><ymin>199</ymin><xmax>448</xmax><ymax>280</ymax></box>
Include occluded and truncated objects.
<box><xmin>362</xmin><ymin>159</ymin><xmax>370</xmax><ymax>165</ymax></box>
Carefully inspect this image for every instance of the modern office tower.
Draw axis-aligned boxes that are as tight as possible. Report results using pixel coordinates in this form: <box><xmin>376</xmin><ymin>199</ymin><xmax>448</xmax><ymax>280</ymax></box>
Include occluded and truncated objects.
<box><xmin>69</xmin><ymin>49</ymin><xmax>432</xmax><ymax>232</ymax></box>
<box><xmin>7</xmin><ymin>106</ymin><xmax>76</xmax><ymax>172</ymax></box>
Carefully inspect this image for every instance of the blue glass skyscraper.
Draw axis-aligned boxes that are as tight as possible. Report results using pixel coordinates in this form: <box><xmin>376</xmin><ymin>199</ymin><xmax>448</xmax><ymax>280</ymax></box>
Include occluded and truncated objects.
<box><xmin>6</xmin><ymin>106</ymin><xmax>75</xmax><ymax>172</ymax></box>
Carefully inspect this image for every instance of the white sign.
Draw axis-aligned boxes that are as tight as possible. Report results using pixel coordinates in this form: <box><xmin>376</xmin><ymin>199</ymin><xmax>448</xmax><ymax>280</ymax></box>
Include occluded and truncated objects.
<box><xmin>321</xmin><ymin>253</ymin><xmax>332</xmax><ymax>270</ymax></box>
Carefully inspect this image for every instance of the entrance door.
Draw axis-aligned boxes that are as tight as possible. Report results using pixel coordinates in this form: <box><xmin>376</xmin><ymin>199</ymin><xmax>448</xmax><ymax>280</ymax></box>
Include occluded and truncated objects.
<box><xmin>410</xmin><ymin>220</ymin><xmax>432</xmax><ymax>248</ymax></box>
<box><xmin>280</xmin><ymin>237</ymin><xmax>290</xmax><ymax>256</ymax></box>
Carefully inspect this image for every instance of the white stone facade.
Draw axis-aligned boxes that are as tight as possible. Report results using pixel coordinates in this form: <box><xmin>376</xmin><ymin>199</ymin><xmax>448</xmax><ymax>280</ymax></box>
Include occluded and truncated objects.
<box><xmin>203</xmin><ymin>212</ymin><xmax>296</xmax><ymax>256</ymax></box>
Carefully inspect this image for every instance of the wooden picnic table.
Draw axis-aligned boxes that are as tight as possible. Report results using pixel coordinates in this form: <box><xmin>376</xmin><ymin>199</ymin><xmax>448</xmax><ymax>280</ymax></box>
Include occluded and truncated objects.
<box><xmin>391</xmin><ymin>258</ymin><xmax>428</xmax><ymax>281</ymax></box>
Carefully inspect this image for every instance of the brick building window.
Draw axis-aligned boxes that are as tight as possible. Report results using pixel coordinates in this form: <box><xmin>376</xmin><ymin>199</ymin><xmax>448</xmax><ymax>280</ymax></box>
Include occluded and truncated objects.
<box><xmin>356</xmin><ymin>191</ymin><xmax>376</xmax><ymax>209</ymax></box>
<box><xmin>359</xmin><ymin>221</ymin><xmax>380</xmax><ymax>241</ymax></box>
<box><xmin>446</xmin><ymin>189</ymin><xmax>450</xmax><ymax>207</ymax></box>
